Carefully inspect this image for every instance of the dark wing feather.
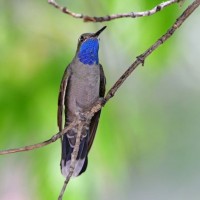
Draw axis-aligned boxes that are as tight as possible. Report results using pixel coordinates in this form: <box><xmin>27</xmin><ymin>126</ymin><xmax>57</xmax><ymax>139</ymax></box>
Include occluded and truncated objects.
<box><xmin>87</xmin><ymin>64</ymin><xmax>106</xmax><ymax>152</ymax></box>
<box><xmin>57</xmin><ymin>66</ymin><xmax>71</xmax><ymax>132</ymax></box>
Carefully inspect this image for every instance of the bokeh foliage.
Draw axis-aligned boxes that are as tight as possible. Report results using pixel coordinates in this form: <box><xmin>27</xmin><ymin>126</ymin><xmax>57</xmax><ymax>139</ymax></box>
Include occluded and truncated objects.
<box><xmin>1</xmin><ymin>1</ymin><xmax>200</xmax><ymax>200</ymax></box>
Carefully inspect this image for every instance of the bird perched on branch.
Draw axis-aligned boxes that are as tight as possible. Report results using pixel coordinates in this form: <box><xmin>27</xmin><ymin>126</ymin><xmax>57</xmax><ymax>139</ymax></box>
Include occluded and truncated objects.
<box><xmin>57</xmin><ymin>26</ymin><xmax>106</xmax><ymax>177</ymax></box>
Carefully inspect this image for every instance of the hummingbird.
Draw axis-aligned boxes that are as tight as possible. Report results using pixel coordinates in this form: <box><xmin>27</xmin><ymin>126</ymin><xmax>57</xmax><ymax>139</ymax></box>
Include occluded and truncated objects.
<box><xmin>57</xmin><ymin>26</ymin><xmax>106</xmax><ymax>177</ymax></box>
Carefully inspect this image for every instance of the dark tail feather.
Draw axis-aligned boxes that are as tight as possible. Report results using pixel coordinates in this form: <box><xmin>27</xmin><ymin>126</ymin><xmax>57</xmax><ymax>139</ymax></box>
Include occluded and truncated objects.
<box><xmin>78</xmin><ymin>156</ymin><xmax>88</xmax><ymax>175</ymax></box>
<box><xmin>61</xmin><ymin>132</ymin><xmax>88</xmax><ymax>177</ymax></box>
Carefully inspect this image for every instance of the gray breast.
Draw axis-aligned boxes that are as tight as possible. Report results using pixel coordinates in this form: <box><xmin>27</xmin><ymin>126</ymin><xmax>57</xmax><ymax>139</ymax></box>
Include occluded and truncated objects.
<box><xmin>67</xmin><ymin>62</ymin><xmax>100</xmax><ymax>115</ymax></box>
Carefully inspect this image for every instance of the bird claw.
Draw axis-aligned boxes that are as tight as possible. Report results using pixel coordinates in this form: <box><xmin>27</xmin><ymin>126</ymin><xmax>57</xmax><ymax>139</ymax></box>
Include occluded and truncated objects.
<box><xmin>79</xmin><ymin>112</ymin><xmax>87</xmax><ymax>121</ymax></box>
<box><xmin>97</xmin><ymin>97</ymin><xmax>106</xmax><ymax>106</ymax></box>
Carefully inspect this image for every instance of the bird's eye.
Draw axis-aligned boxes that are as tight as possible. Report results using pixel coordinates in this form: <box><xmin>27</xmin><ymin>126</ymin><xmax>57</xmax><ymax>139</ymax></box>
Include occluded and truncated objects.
<box><xmin>79</xmin><ymin>36</ymin><xmax>84</xmax><ymax>42</ymax></box>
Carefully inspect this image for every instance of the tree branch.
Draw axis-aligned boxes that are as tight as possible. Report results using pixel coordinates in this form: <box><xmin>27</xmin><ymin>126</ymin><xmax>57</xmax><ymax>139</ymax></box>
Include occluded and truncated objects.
<box><xmin>0</xmin><ymin>0</ymin><xmax>199</xmax><ymax>156</ymax></box>
<box><xmin>48</xmin><ymin>0</ymin><xmax>180</xmax><ymax>22</ymax></box>
<box><xmin>58</xmin><ymin>122</ymin><xmax>84</xmax><ymax>200</ymax></box>
<box><xmin>0</xmin><ymin>121</ymin><xmax>78</xmax><ymax>155</ymax></box>
<box><xmin>103</xmin><ymin>0</ymin><xmax>200</xmax><ymax>102</ymax></box>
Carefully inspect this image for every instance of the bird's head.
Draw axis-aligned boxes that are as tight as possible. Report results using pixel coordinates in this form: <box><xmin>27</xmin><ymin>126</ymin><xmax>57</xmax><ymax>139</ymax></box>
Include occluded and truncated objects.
<box><xmin>76</xmin><ymin>26</ymin><xmax>106</xmax><ymax>65</ymax></box>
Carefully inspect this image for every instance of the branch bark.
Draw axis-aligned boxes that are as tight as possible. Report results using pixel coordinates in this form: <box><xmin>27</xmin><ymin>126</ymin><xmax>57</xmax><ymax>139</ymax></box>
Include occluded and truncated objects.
<box><xmin>48</xmin><ymin>0</ymin><xmax>180</xmax><ymax>22</ymax></box>
<box><xmin>0</xmin><ymin>121</ymin><xmax>78</xmax><ymax>155</ymax></box>
<box><xmin>104</xmin><ymin>0</ymin><xmax>200</xmax><ymax>102</ymax></box>
<box><xmin>58</xmin><ymin>122</ymin><xmax>84</xmax><ymax>200</ymax></box>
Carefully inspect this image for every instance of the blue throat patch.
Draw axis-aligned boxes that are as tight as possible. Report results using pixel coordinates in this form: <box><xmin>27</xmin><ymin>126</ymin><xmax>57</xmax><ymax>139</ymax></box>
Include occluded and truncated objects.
<box><xmin>78</xmin><ymin>38</ymin><xmax>99</xmax><ymax>65</ymax></box>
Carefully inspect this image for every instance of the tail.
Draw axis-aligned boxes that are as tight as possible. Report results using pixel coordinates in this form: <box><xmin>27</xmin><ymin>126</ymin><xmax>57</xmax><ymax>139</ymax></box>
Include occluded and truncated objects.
<box><xmin>60</xmin><ymin>131</ymin><xmax>88</xmax><ymax>177</ymax></box>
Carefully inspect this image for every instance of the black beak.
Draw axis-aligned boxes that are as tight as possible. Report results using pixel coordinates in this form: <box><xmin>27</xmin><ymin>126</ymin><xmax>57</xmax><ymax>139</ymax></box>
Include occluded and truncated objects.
<box><xmin>93</xmin><ymin>26</ymin><xmax>107</xmax><ymax>37</ymax></box>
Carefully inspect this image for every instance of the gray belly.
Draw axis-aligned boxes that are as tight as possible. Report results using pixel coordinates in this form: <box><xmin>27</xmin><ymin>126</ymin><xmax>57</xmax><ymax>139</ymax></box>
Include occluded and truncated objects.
<box><xmin>66</xmin><ymin>65</ymin><xmax>100</xmax><ymax>118</ymax></box>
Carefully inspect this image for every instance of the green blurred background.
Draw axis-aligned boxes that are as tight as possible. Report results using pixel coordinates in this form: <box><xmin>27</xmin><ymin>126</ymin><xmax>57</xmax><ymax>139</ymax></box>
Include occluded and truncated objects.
<box><xmin>1</xmin><ymin>0</ymin><xmax>200</xmax><ymax>199</ymax></box>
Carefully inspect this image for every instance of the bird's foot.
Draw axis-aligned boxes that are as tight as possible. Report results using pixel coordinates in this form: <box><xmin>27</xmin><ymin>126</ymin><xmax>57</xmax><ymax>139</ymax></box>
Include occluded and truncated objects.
<box><xmin>75</xmin><ymin>112</ymin><xmax>91</xmax><ymax>125</ymax></box>
<box><xmin>97</xmin><ymin>97</ymin><xmax>106</xmax><ymax>106</ymax></box>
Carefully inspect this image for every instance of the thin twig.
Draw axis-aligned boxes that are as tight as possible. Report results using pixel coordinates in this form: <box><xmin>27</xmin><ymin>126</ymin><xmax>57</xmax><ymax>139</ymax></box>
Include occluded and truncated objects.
<box><xmin>0</xmin><ymin>120</ymin><xmax>78</xmax><ymax>155</ymax></box>
<box><xmin>100</xmin><ymin>0</ymin><xmax>200</xmax><ymax>104</ymax></box>
<box><xmin>48</xmin><ymin>0</ymin><xmax>179</xmax><ymax>22</ymax></box>
<box><xmin>0</xmin><ymin>0</ymin><xmax>199</xmax><ymax>156</ymax></box>
<box><xmin>58</xmin><ymin>122</ymin><xmax>84</xmax><ymax>200</ymax></box>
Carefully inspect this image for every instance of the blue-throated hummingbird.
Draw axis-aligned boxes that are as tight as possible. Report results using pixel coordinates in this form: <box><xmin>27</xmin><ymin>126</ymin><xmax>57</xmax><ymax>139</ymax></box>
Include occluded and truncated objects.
<box><xmin>58</xmin><ymin>26</ymin><xmax>106</xmax><ymax>177</ymax></box>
